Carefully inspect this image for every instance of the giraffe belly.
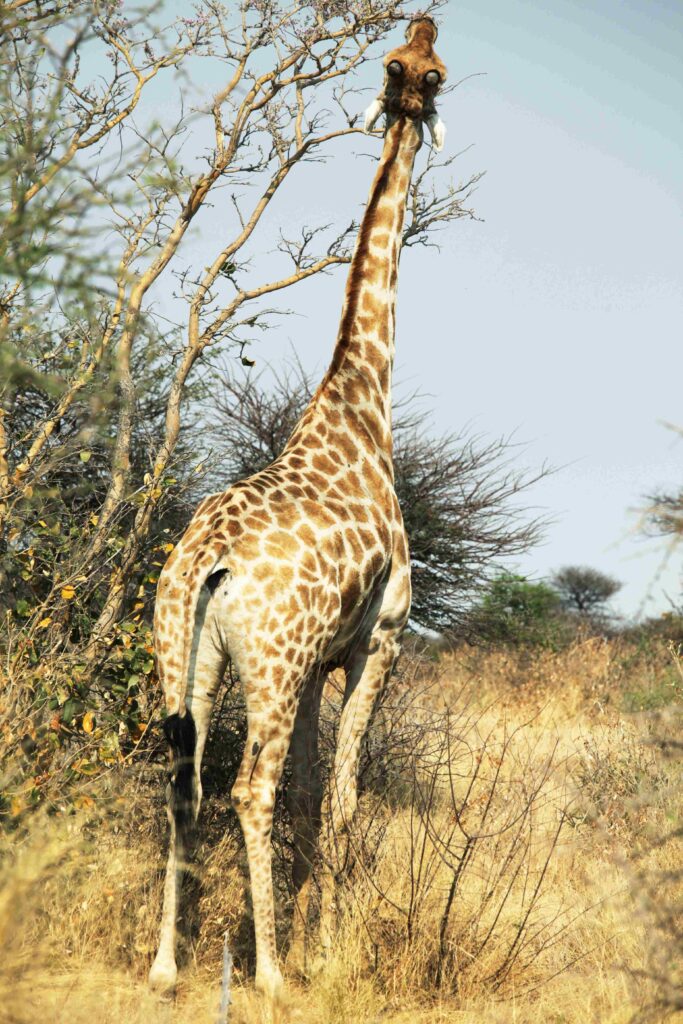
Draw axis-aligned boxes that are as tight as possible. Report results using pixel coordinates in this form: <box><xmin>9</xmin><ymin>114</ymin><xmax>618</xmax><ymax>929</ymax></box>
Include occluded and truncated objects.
<box><xmin>321</xmin><ymin>557</ymin><xmax>395</xmax><ymax>664</ymax></box>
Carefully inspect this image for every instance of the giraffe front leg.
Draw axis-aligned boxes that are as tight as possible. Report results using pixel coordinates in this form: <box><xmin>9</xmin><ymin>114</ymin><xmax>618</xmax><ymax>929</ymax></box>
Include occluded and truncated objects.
<box><xmin>319</xmin><ymin>625</ymin><xmax>403</xmax><ymax>950</ymax></box>
<box><xmin>285</xmin><ymin>669</ymin><xmax>325</xmax><ymax>974</ymax></box>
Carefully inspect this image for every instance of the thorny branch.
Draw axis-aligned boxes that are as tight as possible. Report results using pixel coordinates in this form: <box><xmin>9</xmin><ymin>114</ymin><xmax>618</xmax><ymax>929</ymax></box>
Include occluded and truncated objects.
<box><xmin>0</xmin><ymin>0</ymin><xmax>487</xmax><ymax>663</ymax></box>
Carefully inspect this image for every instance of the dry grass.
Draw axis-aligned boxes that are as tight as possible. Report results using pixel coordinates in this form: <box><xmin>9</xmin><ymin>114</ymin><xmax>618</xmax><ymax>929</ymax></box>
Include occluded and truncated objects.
<box><xmin>1</xmin><ymin>638</ymin><xmax>681</xmax><ymax>1024</ymax></box>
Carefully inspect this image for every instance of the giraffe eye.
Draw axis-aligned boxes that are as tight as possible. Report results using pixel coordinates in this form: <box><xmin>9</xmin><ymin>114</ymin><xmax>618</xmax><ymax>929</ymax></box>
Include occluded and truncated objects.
<box><xmin>425</xmin><ymin>70</ymin><xmax>441</xmax><ymax>86</ymax></box>
<box><xmin>387</xmin><ymin>60</ymin><xmax>403</xmax><ymax>77</ymax></box>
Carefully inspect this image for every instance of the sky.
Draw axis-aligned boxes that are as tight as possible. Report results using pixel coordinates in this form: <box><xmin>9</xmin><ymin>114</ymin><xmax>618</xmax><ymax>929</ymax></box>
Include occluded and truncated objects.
<box><xmin>230</xmin><ymin>0</ymin><xmax>682</xmax><ymax>620</ymax></box>
<box><xmin>425</xmin><ymin>0</ymin><xmax>683</xmax><ymax>620</ymax></box>
<box><xmin>130</xmin><ymin>0</ymin><xmax>682</xmax><ymax>620</ymax></box>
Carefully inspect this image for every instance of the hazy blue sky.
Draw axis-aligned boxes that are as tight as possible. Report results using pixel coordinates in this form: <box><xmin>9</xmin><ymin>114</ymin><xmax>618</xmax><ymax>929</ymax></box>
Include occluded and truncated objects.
<box><xmin>138</xmin><ymin>0</ymin><xmax>682</xmax><ymax>618</ymax></box>
<box><xmin>427</xmin><ymin>0</ymin><xmax>683</xmax><ymax>618</ymax></box>
<box><xmin>232</xmin><ymin>0</ymin><xmax>682</xmax><ymax>619</ymax></box>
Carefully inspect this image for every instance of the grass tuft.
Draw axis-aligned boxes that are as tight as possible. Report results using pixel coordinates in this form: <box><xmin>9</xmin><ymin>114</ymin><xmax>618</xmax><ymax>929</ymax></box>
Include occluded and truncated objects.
<box><xmin>0</xmin><ymin>638</ymin><xmax>681</xmax><ymax>1023</ymax></box>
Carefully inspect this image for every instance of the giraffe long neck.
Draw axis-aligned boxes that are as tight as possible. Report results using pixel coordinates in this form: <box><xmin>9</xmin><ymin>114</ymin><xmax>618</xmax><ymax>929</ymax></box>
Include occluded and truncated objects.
<box><xmin>321</xmin><ymin>115</ymin><xmax>421</xmax><ymax>420</ymax></box>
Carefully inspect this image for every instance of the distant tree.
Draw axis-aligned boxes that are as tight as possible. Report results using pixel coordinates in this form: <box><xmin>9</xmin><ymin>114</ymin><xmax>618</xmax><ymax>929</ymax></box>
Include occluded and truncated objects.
<box><xmin>551</xmin><ymin>566</ymin><xmax>621</xmax><ymax>617</ymax></box>
<box><xmin>205</xmin><ymin>363</ymin><xmax>548</xmax><ymax>634</ymax></box>
<box><xmin>466</xmin><ymin>573</ymin><xmax>562</xmax><ymax>647</ymax></box>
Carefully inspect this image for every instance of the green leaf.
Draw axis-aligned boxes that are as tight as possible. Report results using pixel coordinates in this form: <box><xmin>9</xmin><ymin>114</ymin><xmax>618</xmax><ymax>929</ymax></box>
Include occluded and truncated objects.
<box><xmin>62</xmin><ymin>698</ymin><xmax>84</xmax><ymax>725</ymax></box>
<box><xmin>79</xmin><ymin>450</ymin><xmax>92</xmax><ymax>462</ymax></box>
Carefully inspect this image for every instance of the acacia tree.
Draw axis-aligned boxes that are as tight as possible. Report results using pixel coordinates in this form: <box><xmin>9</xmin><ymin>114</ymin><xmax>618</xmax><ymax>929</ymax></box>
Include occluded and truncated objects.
<box><xmin>205</xmin><ymin>364</ymin><xmax>546</xmax><ymax>633</ymax></box>
<box><xmin>550</xmin><ymin>565</ymin><xmax>621</xmax><ymax>618</ymax></box>
<box><xmin>0</xmin><ymin>0</ymin><xmax>479</xmax><ymax>686</ymax></box>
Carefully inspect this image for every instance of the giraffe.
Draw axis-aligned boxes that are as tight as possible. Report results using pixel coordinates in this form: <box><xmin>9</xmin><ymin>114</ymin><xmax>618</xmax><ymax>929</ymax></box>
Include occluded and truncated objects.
<box><xmin>148</xmin><ymin>16</ymin><xmax>447</xmax><ymax>998</ymax></box>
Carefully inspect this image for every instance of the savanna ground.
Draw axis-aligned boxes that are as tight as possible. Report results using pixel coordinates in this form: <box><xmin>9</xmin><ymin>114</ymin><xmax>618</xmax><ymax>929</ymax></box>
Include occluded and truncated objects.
<box><xmin>1</xmin><ymin>637</ymin><xmax>681</xmax><ymax>1024</ymax></box>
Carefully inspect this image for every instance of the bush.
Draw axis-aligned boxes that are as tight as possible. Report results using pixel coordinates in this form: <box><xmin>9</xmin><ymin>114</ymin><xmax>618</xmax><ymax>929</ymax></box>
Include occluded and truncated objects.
<box><xmin>466</xmin><ymin>572</ymin><xmax>567</xmax><ymax>647</ymax></box>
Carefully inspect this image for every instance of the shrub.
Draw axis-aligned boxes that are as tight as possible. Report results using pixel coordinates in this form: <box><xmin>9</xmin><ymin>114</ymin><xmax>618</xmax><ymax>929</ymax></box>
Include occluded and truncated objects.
<box><xmin>466</xmin><ymin>572</ymin><xmax>567</xmax><ymax>647</ymax></box>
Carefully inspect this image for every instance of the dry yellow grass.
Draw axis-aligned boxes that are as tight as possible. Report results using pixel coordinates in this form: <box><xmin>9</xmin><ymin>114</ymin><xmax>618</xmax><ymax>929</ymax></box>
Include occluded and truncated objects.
<box><xmin>1</xmin><ymin>639</ymin><xmax>681</xmax><ymax>1024</ymax></box>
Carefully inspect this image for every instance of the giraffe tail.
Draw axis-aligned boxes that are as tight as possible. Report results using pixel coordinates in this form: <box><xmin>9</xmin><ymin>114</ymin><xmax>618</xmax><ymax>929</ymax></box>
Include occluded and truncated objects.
<box><xmin>162</xmin><ymin>711</ymin><xmax>197</xmax><ymax>842</ymax></box>
<box><xmin>157</xmin><ymin>538</ymin><xmax>229</xmax><ymax>834</ymax></box>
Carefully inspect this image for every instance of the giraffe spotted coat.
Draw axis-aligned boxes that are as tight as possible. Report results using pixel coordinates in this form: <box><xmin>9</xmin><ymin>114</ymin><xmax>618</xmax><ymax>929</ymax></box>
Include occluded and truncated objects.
<box><xmin>149</xmin><ymin>16</ymin><xmax>447</xmax><ymax>998</ymax></box>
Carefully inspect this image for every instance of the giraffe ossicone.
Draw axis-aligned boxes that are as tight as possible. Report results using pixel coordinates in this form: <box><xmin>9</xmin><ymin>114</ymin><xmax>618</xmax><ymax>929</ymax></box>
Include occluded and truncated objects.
<box><xmin>149</xmin><ymin>15</ymin><xmax>448</xmax><ymax>998</ymax></box>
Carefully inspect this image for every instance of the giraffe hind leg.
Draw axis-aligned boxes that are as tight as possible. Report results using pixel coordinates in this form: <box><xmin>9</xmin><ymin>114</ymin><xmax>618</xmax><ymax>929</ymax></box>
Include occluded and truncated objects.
<box><xmin>149</xmin><ymin>586</ymin><xmax>227</xmax><ymax>995</ymax></box>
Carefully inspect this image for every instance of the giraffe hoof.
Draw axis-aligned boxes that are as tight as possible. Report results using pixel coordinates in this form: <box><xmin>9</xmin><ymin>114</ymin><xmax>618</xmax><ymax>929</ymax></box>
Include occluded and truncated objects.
<box><xmin>255</xmin><ymin>964</ymin><xmax>284</xmax><ymax>1000</ymax></box>
<box><xmin>285</xmin><ymin>934</ymin><xmax>307</xmax><ymax>977</ymax></box>
<box><xmin>306</xmin><ymin>948</ymin><xmax>333</xmax><ymax>980</ymax></box>
<box><xmin>148</xmin><ymin>957</ymin><xmax>177</xmax><ymax>997</ymax></box>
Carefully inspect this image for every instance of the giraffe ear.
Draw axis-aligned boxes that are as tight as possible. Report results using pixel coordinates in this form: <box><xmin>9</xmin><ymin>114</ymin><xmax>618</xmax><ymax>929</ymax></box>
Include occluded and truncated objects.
<box><xmin>425</xmin><ymin>113</ymin><xmax>446</xmax><ymax>153</ymax></box>
<box><xmin>364</xmin><ymin>97</ymin><xmax>384</xmax><ymax>135</ymax></box>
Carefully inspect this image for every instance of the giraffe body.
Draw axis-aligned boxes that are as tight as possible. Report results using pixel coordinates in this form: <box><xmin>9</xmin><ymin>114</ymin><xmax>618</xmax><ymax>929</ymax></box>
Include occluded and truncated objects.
<box><xmin>149</xmin><ymin>17</ymin><xmax>447</xmax><ymax>997</ymax></box>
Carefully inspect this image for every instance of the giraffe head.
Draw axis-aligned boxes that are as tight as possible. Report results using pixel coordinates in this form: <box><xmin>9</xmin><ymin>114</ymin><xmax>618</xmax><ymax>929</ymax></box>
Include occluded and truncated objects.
<box><xmin>364</xmin><ymin>17</ymin><xmax>447</xmax><ymax>151</ymax></box>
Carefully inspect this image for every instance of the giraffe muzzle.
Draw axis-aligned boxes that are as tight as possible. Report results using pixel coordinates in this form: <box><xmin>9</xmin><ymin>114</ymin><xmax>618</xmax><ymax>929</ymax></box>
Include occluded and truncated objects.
<box><xmin>363</xmin><ymin>99</ymin><xmax>447</xmax><ymax>153</ymax></box>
